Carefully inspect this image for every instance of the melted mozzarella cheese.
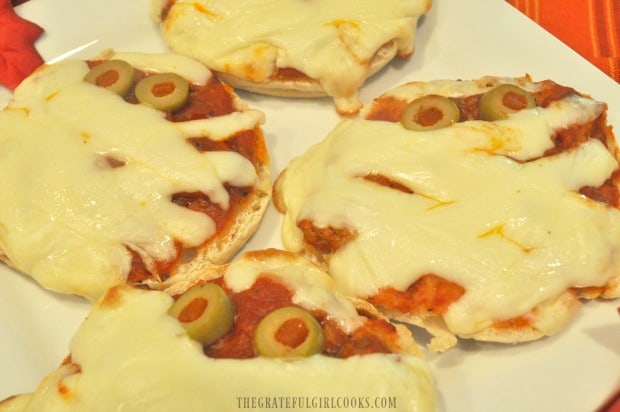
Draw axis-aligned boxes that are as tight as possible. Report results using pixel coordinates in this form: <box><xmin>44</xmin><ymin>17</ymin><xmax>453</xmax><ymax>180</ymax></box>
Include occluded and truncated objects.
<box><xmin>5</xmin><ymin>286</ymin><xmax>438</xmax><ymax>412</ymax></box>
<box><xmin>0</xmin><ymin>54</ymin><xmax>261</xmax><ymax>300</ymax></box>
<box><xmin>155</xmin><ymin>0</ymin><xmax>430</xmax><ymax>113</ymax></box>
<box><xmin>278</xmin><ymin>96</ymin><xmax>620</xmax><ymax>335</ymax></box>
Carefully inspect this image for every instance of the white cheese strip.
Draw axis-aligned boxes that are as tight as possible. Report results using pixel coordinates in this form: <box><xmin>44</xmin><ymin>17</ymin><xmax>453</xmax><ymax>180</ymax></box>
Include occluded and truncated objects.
<box><xmin>174</xmin><ymin>109</ymin><xmax>265</xmax><ymax>141</ymax></box>
<box><xmin>278</xmin><ymin>96</ymin><xmax>620</xmax><ymax>335</ymax></box>
<box><xmin>364</xmin><ymin>76</ymin><xmax>546</xmax><ymax>103</ymax></box>
<box><xmin>157</xmin><ymin>0</ymin><xmax>429</xmax><ymax>112</ymax></box>
<box><xmin>5</xmin><ymin>286</ymin><xmax>438</xmax><ymax>412</ymax></box>
<box><xmin>0</xmin><ymin>55</ymin><xmax>259</xmax><ymax>299</ymax></box>
<box><xmin>111</xmin><ymin>51</ymin><xmax>212</xmax><ymax>85</ymax></box>
<box><xmin>223</xmin><ymin>252</ymin><xmax>364</xmax><ymax>333</ymax></box>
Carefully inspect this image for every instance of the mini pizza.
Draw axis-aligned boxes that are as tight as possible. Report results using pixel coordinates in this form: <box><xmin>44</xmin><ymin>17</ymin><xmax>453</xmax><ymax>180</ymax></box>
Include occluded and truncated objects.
<box><xmin>0</xmin><ymin>249</ymin><xmax>439</xmax><ymax>412</ymax></box>
<box><xmin>151</xmin><ymin>0</ymin><xmax>432</xmax><ymax>115</ymax></box>
<box><xmin>0</xmin><ymin>51</ymin><xmax>271</xmax><ymax>300</ymax></box>
<box><xmin>273</xmin><ymin>75</ymin><xmax>620</xmax><ymax>351</ymax></box>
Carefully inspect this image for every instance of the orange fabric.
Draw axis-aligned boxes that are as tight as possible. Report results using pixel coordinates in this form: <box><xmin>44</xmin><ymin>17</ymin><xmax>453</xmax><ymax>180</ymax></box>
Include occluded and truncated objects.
<box><xmin>507</xmin><ymin>0</ymin><xmax>620</xmax><ymax>82</ymax></box>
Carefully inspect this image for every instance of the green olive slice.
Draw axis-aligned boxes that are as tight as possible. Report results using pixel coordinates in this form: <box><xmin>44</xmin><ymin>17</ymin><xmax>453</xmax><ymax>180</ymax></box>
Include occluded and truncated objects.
<box><xmin>83</xmin><ymin>59</ymin><xmax>135</xmax><ymax>96</ymax></box>
<box><xmin>400</xmin><ymin>94</ymin><xmax>460</xmax><ymax>131</ymax></box>
<box><xmin>134</xmin><ymin>72</ymin><xmax>189</xmax><ymax>111</ymax></box>
<box><xmin>168</xmin><ymin>282</ymin><xmax>234</xmax><ymax>345</ymax></box>
<box><xmin>253</xmin><ymin>306</ymin><xmax>324</xmax><ymax>358</ymax></box>
<box><xmin>479</xmin><ymin>84</ymin><xmax>536</xmax><ymax>121</ymax></box>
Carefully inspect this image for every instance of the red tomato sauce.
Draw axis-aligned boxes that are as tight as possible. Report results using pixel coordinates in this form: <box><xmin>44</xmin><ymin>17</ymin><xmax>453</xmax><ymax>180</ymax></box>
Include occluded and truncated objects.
<box><xmin>199</xmin><ymin>276</ymin><xmax>402</xmax><ymax>359</ymax></box>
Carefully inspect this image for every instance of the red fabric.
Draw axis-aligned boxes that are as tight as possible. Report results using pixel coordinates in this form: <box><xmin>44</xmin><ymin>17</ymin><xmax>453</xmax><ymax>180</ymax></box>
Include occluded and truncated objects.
<box><xmin>0</xmin><ymin>0</ymin><xmax>44</xmax><ymax>89</ymax></box>
<box><xmin>507</xmin><ymin>0</ymin><xmax>620</xmax><ymax>82</ymax></box>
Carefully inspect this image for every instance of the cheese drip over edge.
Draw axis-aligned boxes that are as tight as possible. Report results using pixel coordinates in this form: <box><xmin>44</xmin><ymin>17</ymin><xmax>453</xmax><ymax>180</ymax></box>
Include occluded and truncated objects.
<box><xmin>156</xmin><ymin>0</ymin><xmax>430</xmax><ymax>113</ymax></box>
